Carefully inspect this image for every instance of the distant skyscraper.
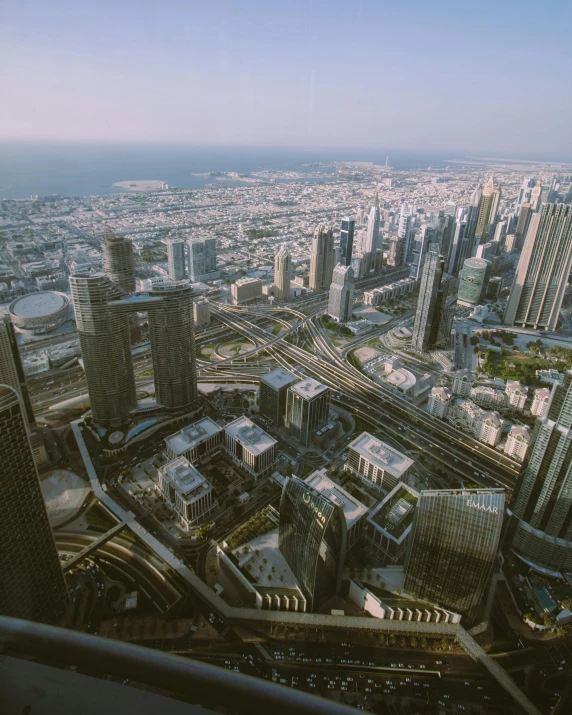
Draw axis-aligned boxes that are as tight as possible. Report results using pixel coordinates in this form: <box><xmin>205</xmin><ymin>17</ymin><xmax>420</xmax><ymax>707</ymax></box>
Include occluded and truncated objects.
<box><xmin>411</xmin><ymin>243</ymin><xmax>444</xmax><ymax>353</ymax></box>
<box><xmin>516</xmin><ymin>177</ymin><xmax>535</xmax><ymax>211</ymax></box>
<box><xmin>397</xmin><ymin>203</ymin><xmax>413</xmax><ymax>239</ymax></box>
<box><xmin>339</xmin><ymin>217</ymin><xmax>355</xmax><ymax>267</ymax></box>
<box><xmin>508</xmin><ymin>371</ymin><xmax>572</xmax><ymax>572</ymax></box>
<box><xmin>457</xmin><ymin>257</ymin><xmax>491</xmax><ymax>307</ymax></box>
<box><xmin>259</xmin><ymin>367</ymin><xmax>299</xmax><ymax>426</ymax></box>
<box><xmin>514</xmin><ymin>202</ymin><xmax>533</xmax><ymax>250</ymax></box>
<box><xmin>274</xmin><ymin>244</ymin><xmax>291</xmax><ymax>301</ymax></box>
<box><xmin>309</xmin><ymin>226</ymin><xmax>335</xmax><ymax>291</ymax></box>
<box><xmin>285</xmin><ymin>378</ymin><xmax>330</xmax><ymax>447</ymax></box>
<box><xmin>70</xmin><ymin>273</ymin><xmax>137</xmax><ymax>425</ymax></box>
<box><xmin>387</xmin><ymin>237</ymin><xmax>402</xmax><ymax>267</ymax></box>
<box><xmin>448</xmin><ymin>218</ymin><xmax>470</xmax><ymax>275</ymax></box>
<box><xmin>187</xmin><ymin>237</ymin><xmax>219</xmax><ymax>282</ymax></box>
<box><xmin>409</xmin><ymin>225</ymin><xmax>434</xmax><ymax>281</ymax></box>
<box><xmin>327</xmin><ymin>264</ymin><xmax>354</xmax><ymax>323</ymax></box>
<box><xmin>102</xmin><ymin>225</ymin><xmax>136</xmax><ymax>294</ymax></box>
<box><xmin>504</xmin><ymin>203</ymin><xmax>572</xmax><ymax>331</ymax></box>
<box><xmin>474</xmin><ymin>176</ymin><xmax>501</xmax><ymax>245</ymax></box>
<box><xmin>364</xmin><ymin>191</ymin><xmax>381</xmax><ymax>254</ymax></box>
<box><xmin>145</xmin><ymin>282</ymin><xmax>197</xmax><ymax>411</ymax></box>
<box><xmin>404</xmin><ymin>488</ymin><xmax>504</xmax><ymax>622</ymax></box>
<box><xmin>279</xmin><ymin>475</ymin><xmax>347</xmax><ymax>610</ymax></box>
<box><xmin>529</xmin><ymin>181</ymin><xmax>542</xmax><ymax>211</ymax></box>
<box><xmin>0</xmin><ymin>315</ymin><xmax>35</xmax><ymax>427</ymax></box>
<box><xmin>0</xmin><ymin>384</ymin><xmax>68</xmax><ymax>622</ymax></box>
<box><xmin>166</xmin><ymin>239</ymin><xmax>187</xmax><ymax>281</ymax></box>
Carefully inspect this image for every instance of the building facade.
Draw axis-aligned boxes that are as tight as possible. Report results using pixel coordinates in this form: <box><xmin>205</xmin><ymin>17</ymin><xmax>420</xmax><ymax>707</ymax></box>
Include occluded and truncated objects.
<box><xmin>345</xmin><ymin>432</ymin><xmax>413</xmax><ymax>493</ymax></box>
<box><xmin>187</xmin><ymin>237</ymin><xmax>219</xmax><ymax>282</ymax></box>
<box><xmin>505</xmin><ymin>381</ymin><xmax>528</xmax><ymax>410</ymax></box>
<box><xmin>274</xmin><ymin>245</ymin><xmax>291</xmax><ymax>301</ymax></box>
<box><xmin>165</xmin><ymin>417</ymin><xmax>223</xmax><ymax>462</ymax></box>
<box><xmin>166</xmin><ymin>239</ymin><xmax>187</xmax><ymax>281</ymax></box>
<box><xmin>504</xmin><ymin>203</ymin><xmax>572</xmax><ymax>331</ymax></box>
<box><xmin>193</xmin><ymin>296</ymin><xmax>211</xmax><ymax>327</ymax></box>
<box><xmin>411</xmin><ymin>243</ymin><xmax>444</xmax><ymax>353</ymax></box>
<box><xmin>327</xmin><ymin>264</ymin><xmax>354</xmax><ymax>323</ymax></box>
<box><xmin>0</xmin><ymin>384</ymin><xmax>68</xmax><ymax>622</ymax></box>
<box><xmin>474</xmin><ymin>176</ymin><xmax>501</xmax><ymax>245</ymax></box>
<box><xmin>231</xmin><ymin>277</ymin><xmax>263</xmax><ymax>304</ymax></box>
<box><xmin>504</xmin><ymin>425</ymin><xmax>531</xmax><ymax>463</ymax></box>
<box><xmin>339</xmin><ymin>217</ymin><xmax>355</xmax><ymax>267</ymax></box>
<box><xmin>404</xmin><ymin>488</ymin><xmax>505</xmax><ymax>623</ymax></box>
<box><xmin>309</xmin><ymin>226</ymin><xmax>335</xmax><ymax>291</ymax></box>
<box><xmin>531</xmin><ymin>387</ymin><xmax>552</xmax><ymax>417</ymax></box>
<box><xmin>279</xmin><ymin>476</ymin><xmax>347</xmax><ymax>610</ymax></box>
<box><xmin>224</xmin><ymin>416</ymin><xmax>277</xmax><ymax>479</ymax></box>
<box><xmin>427</xmin><ymin>386</ymin><xmax>452</xmax><ymax>418</ymax></box>
<box><xmin>259</xmin><ymin>367</ymin><xmax>299</xmax><ymax>426</ymax></box>
<box><xmin>452</xmin><ymin>369</ymin><xmax>474</xmax><ymax>396</ymax></box>
<box><xmin>363</xmin><ymin>481</ymin><xmax>419</xmax><ymax>565</ymax></box>
<box><xmin>457</xmin><ymin>257</ymin><xmax>491</xmax><ymax>307</ymax></box>
<box><xmin>157</xmin><ymin>457</ymin><xmax>214</xmax><ymax>529</ymax></box>
<box><xmin>0</xmin><ymin>315</ymin><xmax>35</xmax><ymax>428</ymax></box>
<box><xmin>102</xmin><ymin>226</ymin><xmax>136</xmax><ymax>294</ymax></box>
<box><xmin>285</xmin><ymin>378</ymin><xmax>330</xmax><ymax>447</ymax></box>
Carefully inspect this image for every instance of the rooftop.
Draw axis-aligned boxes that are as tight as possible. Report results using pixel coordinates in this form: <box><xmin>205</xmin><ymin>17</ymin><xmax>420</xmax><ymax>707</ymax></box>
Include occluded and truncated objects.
<box><xmin>165</xmin><ymin>417</ymin><xmax>222</xmax><ymax>455</ymax></box>
<box><xmin>304</xmin><ymin>468</ymin><xmax>369</xmax><ymax>530</ymax></box>
<box><xmin>224</xmin><ymin>416</ymin><xmax>277</xmax><ymax>455</ymax></box>
<box><xmin>289</xmin><ymin>377</ymin><xmax>329</xmax><ymax>400</ymax></box>
<box><xmin>348</xmin><ymin>432</ymin><xmax>413</xmax><ymax>478</ymax></box>
<box><xmin>9</xmin><ymin>291</ymin><xmax>68</xmax><ymax>318</ymax></box>
<box><xmin>368</xmin><ymin>482</ymin><xmax>420</xmax><ymax>542</ymax></box>
<box><xmin>159</xmin><ymin>457</ymin><xmax>211</xmax><ymax>501</ymax></box>
<box><xmin>260</xmin><ymin>367</ymin><xmax>299</xmax><ymax>390</ymax></box>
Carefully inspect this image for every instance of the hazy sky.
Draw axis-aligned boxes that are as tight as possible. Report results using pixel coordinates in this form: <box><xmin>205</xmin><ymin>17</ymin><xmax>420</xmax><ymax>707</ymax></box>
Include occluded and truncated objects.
<box><xmin>1</xmin><ymin>0</ymin><xmax>571</xmax><ymax>155</ymax></box>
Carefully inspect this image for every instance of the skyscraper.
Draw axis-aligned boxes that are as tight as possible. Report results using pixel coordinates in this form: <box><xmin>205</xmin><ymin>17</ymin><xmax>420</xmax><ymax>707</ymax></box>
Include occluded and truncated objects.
<box><xmin>187</xmin><ymin>237</ymin><xmax>219</xmax><ymax>282</ymax></box>
<box><xmin>279</xmin><ymin>476</ymin><xmax>347</xmax><ymax>610</ymax></box>
<box><xmin>70</xmin><ymin>273</ymin><xmax>137</xmax><ymax>426</ymax></box>
<box><xmin>0</xmin><ymin>315</ymin><xmax>35</xmax><ymax>427</ymax></box>
<box><xmin>0</xmin><ymin>384</ymin><xmax>68</xmax><ymax>622</ymax></box>
<box><xmin>397</xmin><ymin>203</ymin><xmax>413</xmax><ymax>239</ymax></box>
<box><xmin>504</xmin><ymin>203</ymin><xmax>572</xmax><ymax>331</ymax></box>
<box><xmin>404</xmin><ymin>488</ymin><xmax>504</xmax><ymax>622</ymax></box>
<box><xmin>514</xmin><ymin>202</ymin><xmax>533</xmax><ymax>250</ymax></box>
<box><xmin>364</xmin><ymin>191</ymin><xmax>381</xmax><ymax>254</ymax></box>
<box><xmin>409</xmin><ymin>225</ymin><xmax>434</xmax><ymax>281</ymax></box>
<box><xmin>508</xmin><ymin>371</ymin><xmax>572</xmax><ymax>573</ymax></box>
<box><xmin>339</xmin><ymin>217</ymin><xmax>355</xmax><ymax>267</ymax></box>
<box><xmin>474</xmin><ymin>176</ymin><xmax>501</xmax><ymax>246</ymax></box>
<box><xmin>327</xmin><ymin>264</ymin><xmax>354</xmax><ymax>323</ymax></box>
<box><xmin>274</xmin><ymin>244</ymin><xmax>291</xmax><ymax>301</ymax></box>
<box><xmin>309</xmin><ymin>226</ymin><xmax>335</xmax><ymax>291</ymax></box>
<box><xmin>447</xmin><ymin>217</ymin><xmax>470</xmax><ymax>275</ymax></box>
<box><xmin>102</xmin><ymin>225</ymin><xmax>136</xmax><ymax>294</ymax></box>
<box><xmin>411</xmin><ymin>243</ymin><xmax>444</xmax><ymax>353</ymax></box>
<box><xmin>166</xmin><ymin>239</ymin><xmax>187</xmax><ymax>281</ymax></box>
<box><xmin>285</xmin><ymin>377</ymin><xmax>330</xmax><ymax>447</ymax></box>
<box><xmin>145</xmin><ymin>282</ymin><xmax>197</xmax><ymax>411</ymax></box>
<box><xmin>259</xmin><ymin>367</ymin><xmax>299</xmax><ymax>426</ymax></box>
<box><xmin>457</xmin><ymin>257</ymin><xmax>492</xmax><ymax>307</ymax></box>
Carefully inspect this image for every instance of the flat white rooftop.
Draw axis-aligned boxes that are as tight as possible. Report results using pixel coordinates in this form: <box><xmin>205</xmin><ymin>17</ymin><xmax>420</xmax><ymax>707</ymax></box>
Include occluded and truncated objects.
<box><xmin>10</xmin><ymin>291</ymin><xmax>68</xmax><ymax>318</ymax></box>
<box><xmin>160</xmin><ymin>457</ymin><xmax>210</xmax><ymax>500</ymax></box>
<box><xmin>305</xmin><ymin>468</ymin><xmax>369</xmax><ymax>530</ymax></box>
<box><xmin>165</xmin><ymin>416</ymin><xmax>222</xmax><ymax>455</ymax></box>
<box><xmin>225</xmin><ymin>416</ymin><xmax>277</xmax><ymax>456</ymax></box>
<box><xmin>260</xmin><ymin>367</ymin><xmax>299</xmax><ymax>391</ymax></box>
<box><xmin>349</xmin><ymin>432</ymin><xmax>413</xmax><ymax>479</ymax></box>
<box><xmin>289</xmin><ymin>377</ymin><xmax>329</xmax><ymax>400</ymax></box>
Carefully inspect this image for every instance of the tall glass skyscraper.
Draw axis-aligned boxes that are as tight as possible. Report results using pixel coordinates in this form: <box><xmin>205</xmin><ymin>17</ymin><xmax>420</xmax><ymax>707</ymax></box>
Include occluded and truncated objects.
<box><xmin>279</xmin><ymin>476</ymin><xmax>347</xmax><ymax>610</ymax></box>
<box><xmin>102</xmin><ymin>225</ymin><xmax>136</xmax><ymax>294</ymax></box>
<box><xmin>339</xmin><ymin>217</ymin><xmax>355</xmax><ymax>267</ymax></box>
<box><xmin>0</xmin><ymin>384</ymin><xmax>68</xmax><ymax>622</ymax></box>
<box><xmin>411</xmin><ymin>243</ymin><xmax>444</xmax><ymax>353</ymax></box>
<box><xmin>404</xmin><ymin>488</ymin><xmax>505</xmax><ymax>622</ymax></box>
<box><xmin>509</xmin><ymin>370</ymin><xmax>572</xmax><ymax>573</ymax></box>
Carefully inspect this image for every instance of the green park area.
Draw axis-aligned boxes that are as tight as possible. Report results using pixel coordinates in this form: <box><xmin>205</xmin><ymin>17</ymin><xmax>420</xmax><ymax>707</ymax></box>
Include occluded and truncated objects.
<box><xmin>225</xmin><ymin>509</ymin><xmax>275</xmax><ymax>550</ymax></box>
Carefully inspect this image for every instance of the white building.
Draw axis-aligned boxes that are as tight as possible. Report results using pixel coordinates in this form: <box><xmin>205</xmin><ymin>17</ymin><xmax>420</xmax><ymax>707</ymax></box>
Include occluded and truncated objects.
<box><xmin>274</xmin><ymin>245</ymin><xmax>291</xmax><ymax>301</ymax></box>
<box><xmin>327</xmin><ymin>263</ymin><xmax>354</xmax><ymax>323</ymax></box>
<box><xmin>165</xmin><ymin>417</ymin><xmax>223</xmax><ymax>462</ymax></box>
<box><xmin>193</xmin><ymin>297</ymin><xmax>211</xmax><ymax>327</ymax></box>
<box><xmin>346</xmin><ymin>432</ymin><xmax>414</xmax><ymax>493</ymax></box>
<box><xmin>304</xmin><ymin>468</ymin><xmax>369</xmax><ymax>547</ymax></box>
<box><xmin>470</xmin><ymin>384</ymin><xmax>506</xmax><ymax>409</ymax></box>
<box><xmin>187</xmin><ymin>237</ymin><xmax>219</xmax><ymax>282</ymax></box>
<box><xmin>427</xmin><ymin>386</ymin><xmax>452</xmax><ymax>418</ymax></box>
<box><xmin>224</xmin><ymin>416</ymin><xmax>277</xmax><ymax>479</ymax></box>
<box><xmin>475</xmin><ymin>411</ymin><xmax>505</xmax><ymax>446</ymax></box>
<box><xmin>448</xmin><ymin>398</ymin><xmax>505</xmax><ymax>446</ymax></box>
<box><xmin>157</xmin><ymin>457</ymin><xmax>215</xmax><ymax>529</ymax></box>
<box><xmin>363</xmin><ymin>277</ymin><xmax>416</xmax><ymax>306</ymax></box>
<box><xmin>231</xmin><ymin>277</ymin><xmax>263</xmax><ymax>304</ymax></box>
<box><xmin>504</xmin><ymin>425</ymin><xmax>532</xmax><ymax>463</ymax></box>
<box><xmin>452</xmin><ymin>369</ymin><xmax>474</xmax><ymax>396</ymax></box>
<box><xmin>531</xmin><ymin>387</ymin><xmax>552</xmax><ymax>417</ymax></box>
<box><xmin>166</xmin><ymin>239</ymin><xmax>187</xmax><ymax>281</ymax></box>
<box><xmin>505</xmin><ymin>381</ymin><xmax>528</xmax><ymax>411</ymax></box>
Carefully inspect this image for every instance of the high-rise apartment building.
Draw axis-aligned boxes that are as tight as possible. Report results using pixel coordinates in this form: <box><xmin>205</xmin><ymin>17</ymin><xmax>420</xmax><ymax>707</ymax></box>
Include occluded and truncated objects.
<box><xmin>70</xmin><ymin>273</ymin><xmax>137</xmax><ymax>426</ymax></box>
<box><xmin>193</xmin><ymin>296</ymin><xmax>211</xmax><ymax>327</ymax></box>
<box><xmin>102</xmin><ymin>226</ymin><xmax>136</xmax><ymax>294</ymax></box>
<box><xmin>166</xmin><ymin>239</ymin><xmax>187</xmax><ymax>281</ymax></box>
<box><xmin>274</xmin><ymin>244</ymin><xmax>291</xmax><ymax>301</ymax></box>
<box><xmin>187</xmin><ymin>237</ymin><xmax>219</xmax><ymax>282</ymax></box>
<box><xmin>404</xmin><ymin>488</ymin><xmax>505</xmax><ymax>622</ymax></box>
<box><xmin>514</xmin><ymin>202</ymin><xmax>533</xmax><ymax>250</ymax></box>
<box><xmin>508</xmin><ymin>371</ymin><xmax>572</xmax><ymax>572</ymax></box>
<box><xmin>285</xmin><ymin>377</ymin><xmax>330</xmax><ymax>446</ymax></box>
<box><xmin>279</xmin><ymin>475</ymin><xmax>347</xmax><ymax>610</ymax></box>
<box><xmin>259</xmin><ymin>367</ymin><xmax>299</xmax><ymax>426</ymax></box>
<box><xmin>457</xmin><ymin>257</ymin><xmax>491</xmax><ymax>307</ymax></box>
<box><xmin>397</xmin><ymin>203</ymin><xmax>413</xmax><ymax>239</ymax></box>
<box><xmin>309</xmin><ymin>226</ymin><xmax>335</xmax><ymax>291</ymax></box>
<box><xmin>0</xmin><ymin>315</ymin><xmax>35</xmax><ymax>427</ymax></box>
<box><xmin>0</xmin><ymin>384</ymin><xmax>68</xmax><ymax>622</ymax></box>
<box><xmin>474</xmin><ymin>176</ymin><xmax>501</xmax><ymax>245</ymax></box>
<box><xmin>411</xmin><ymin>243</ymin><xmax>444</xmax><ymax>353</ymax></box>
<box><xmin>339</xmin><ymin>217</ymin><xmax>355</xmax><ymax>267</ymax></box>
<box><xmin>327</xmin><ymin>264</ymin><xmax>354</xmax><ymax>323</ymax></box>
<box><xmin>504</xmin><ymin>203</ymin><xmax>572</xmax><ymax>331</ymax></box>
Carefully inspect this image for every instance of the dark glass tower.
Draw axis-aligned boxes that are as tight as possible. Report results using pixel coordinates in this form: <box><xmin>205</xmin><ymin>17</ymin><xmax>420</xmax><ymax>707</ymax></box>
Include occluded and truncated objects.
<box><xmin>279</xmin><ymin>476</ymin><xmax>347</xmax><ymax>610</ymax></box>
<box><xmin>0</xmin><ymin>384</ymin><xmax>68</xmax><ymax>622</ymax></box>
<box><xmin>102</xmin><ymin>225</ymin><xmax>136</xmax><ymax>294</ymax></box>
<box><xmin>340</xmin><ymin>217</ymin><xmax>355</xmax><ymax>267</ymax></box>
<box><xmin>411</xmin><ymin>243</ymin><xmax>444</xmax><ymax>353</ymax></box>
<box><xmin>404</xmin><ymin>488</ymin><xmax>505</xmax><ymax>622</ymax></box>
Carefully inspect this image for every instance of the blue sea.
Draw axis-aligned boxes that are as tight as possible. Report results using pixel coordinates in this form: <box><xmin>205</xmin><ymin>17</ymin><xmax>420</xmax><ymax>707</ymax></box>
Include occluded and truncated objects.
<box><xmin>0</xmin><ymin>142</ymin><xmax>457</xmax><ymax>200</ymax></box>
